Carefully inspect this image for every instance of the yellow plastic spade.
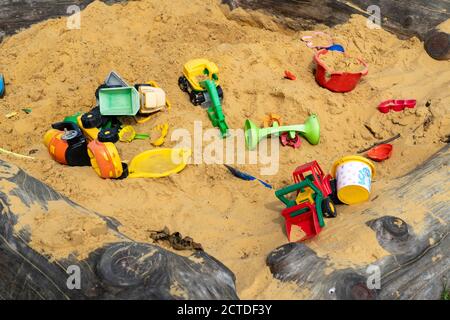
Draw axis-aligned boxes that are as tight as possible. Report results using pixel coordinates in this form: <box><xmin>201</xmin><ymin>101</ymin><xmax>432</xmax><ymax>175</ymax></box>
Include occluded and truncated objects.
<box><xmin>128</xmin><ymin>148</ymin><xmax>191</xmax><ymax>178</ymax></box>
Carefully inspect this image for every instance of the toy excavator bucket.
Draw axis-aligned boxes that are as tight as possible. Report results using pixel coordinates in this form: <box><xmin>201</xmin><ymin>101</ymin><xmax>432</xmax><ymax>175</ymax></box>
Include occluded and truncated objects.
<box><xmin>282</xmin><ymin>203</ymin><xmax>322</xmax><ymax>242</ymax></box>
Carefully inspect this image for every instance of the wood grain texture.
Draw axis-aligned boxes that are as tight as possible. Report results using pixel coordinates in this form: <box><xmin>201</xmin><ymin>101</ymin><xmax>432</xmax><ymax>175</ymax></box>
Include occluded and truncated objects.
<box><xmin>0</xmin><ymin>160</ymin><xmax>238</xmax><ymax>300</ymax></box>
<box><xmin>267</xmin><ymin>144</ymin><xmax>450</xmax><ymax>300</ymax></box>
<box><xmin>0</xmin><ymin>0</ymin><xmax>124</xmax><ymax>40</ymax></box>
<box><xmin>224</xmin><ymin>0</ymin><xmax>450</xmax><ymax>39</ymax></box>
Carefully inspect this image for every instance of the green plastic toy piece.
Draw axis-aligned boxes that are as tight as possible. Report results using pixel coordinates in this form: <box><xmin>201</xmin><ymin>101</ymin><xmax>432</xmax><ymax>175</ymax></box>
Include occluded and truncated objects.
<box><xmin>63</xmin><ymin>112</ymin><xmax>82</xmax><ymax>125</ymax></box>
<box><xmin>201</xmin><ymin>79</ymin><xmax>229</xmax><ymax>138</ymax></box>
<box><xmin>244</xmin><ymin>115</ymin><xmax>320</xmax><ymax>150</ymax></box>
<box><xmin>275</xmin><ymin>179</ymin><xmax>325</xmax><ymax>228</ymax></box>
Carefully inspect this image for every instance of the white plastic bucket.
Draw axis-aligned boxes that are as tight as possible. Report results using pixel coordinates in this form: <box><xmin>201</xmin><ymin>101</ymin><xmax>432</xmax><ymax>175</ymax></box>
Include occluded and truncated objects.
<box><xmin>331</xmin><ymin>156</ymin><xmax>375</xmax><ymax>205</ymax></box>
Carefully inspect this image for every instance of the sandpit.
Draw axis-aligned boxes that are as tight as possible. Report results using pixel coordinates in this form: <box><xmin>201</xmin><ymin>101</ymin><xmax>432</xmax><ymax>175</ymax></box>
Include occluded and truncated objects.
<box><xmin>0</xmin><ymin>0</ymin><xmax>449</xmax><ymax>299</ymax></box>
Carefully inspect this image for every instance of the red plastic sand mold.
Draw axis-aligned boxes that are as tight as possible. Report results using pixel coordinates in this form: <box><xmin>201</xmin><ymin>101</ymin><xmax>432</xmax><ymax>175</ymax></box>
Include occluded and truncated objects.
<box><xmin>378</xmin><ymin>99</ymin><xmax>417</xmax><ymax>113</ymax></box>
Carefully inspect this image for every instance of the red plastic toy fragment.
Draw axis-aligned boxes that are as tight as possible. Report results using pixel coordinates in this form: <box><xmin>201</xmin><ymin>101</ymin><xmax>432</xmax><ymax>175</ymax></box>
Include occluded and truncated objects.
<box><xmin>280</xmin><ymin>132</ymin><xmax>302</xmax><ymax>149</ymax></box>
<box><xmin>378</xmin><ymin>100</ymin><xmax>416</xmax><ymax>113</ymax></box>
<box><xmin>367</xmin><ymin>144</ymin><xmax>393</xmax><ymax>162</ymax></box>
<box><xmin>284</xmin><ymin>70</ymin><xmax>297</xmax><ymax>80</ymax></box>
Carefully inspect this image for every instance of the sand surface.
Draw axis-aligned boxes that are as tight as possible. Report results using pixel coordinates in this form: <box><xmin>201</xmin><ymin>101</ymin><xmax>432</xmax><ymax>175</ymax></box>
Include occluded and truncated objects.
<box><xmin>0</xmin><ymin>0</ymin><xmax>449</xmax><ymax>299</ymax></box>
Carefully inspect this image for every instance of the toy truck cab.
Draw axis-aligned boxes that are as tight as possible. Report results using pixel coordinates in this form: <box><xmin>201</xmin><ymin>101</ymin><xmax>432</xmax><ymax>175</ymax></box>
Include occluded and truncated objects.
<box><xmin>178</xmin><ymin>59</ymin><xmax>224</xmax><ymax>106</ymax></box>
<box><xmin>134</xmin><ymin>81</ymin><xmax>170</xmax><ymax>115</ymax></box>
<box><xmin>293</xmin><ymin>160</ymin><xmax>333</xmax><ymax>197</ymax></box>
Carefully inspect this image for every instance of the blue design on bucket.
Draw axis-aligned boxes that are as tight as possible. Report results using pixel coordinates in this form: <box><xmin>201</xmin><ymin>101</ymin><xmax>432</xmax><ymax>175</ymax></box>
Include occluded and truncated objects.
<box><xmin>357</xmin><ymin>167</ymin><xmax>371</xmax><ymax>187</ymax></box>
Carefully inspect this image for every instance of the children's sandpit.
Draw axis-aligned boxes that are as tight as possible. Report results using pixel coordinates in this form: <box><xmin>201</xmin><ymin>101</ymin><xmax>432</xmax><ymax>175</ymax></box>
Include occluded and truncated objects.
<box><xmin>0</xmin><ymin>0</ymin><xmax>449</xmax><ymax>299</ymax></box>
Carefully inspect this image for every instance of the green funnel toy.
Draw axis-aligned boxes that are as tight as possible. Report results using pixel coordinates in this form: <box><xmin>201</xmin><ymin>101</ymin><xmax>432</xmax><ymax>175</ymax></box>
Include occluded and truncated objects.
<box><xmin>245</xmin><ymin>115</ymin><xmax>320</xmax><ymax>150</ymax></box>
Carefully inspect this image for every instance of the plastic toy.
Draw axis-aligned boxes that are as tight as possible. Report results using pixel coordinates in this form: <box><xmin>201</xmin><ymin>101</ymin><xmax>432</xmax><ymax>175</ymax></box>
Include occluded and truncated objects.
<box><xmin>367</xmin><ymin>144</ymin><xmax>393</xmax><ymax>162</ymax></box>
<box><xmin>301</xmin><ymin>32</ymin><xmax>333</xmax><ymax>49</ymax></box>
<box><xmin>178</xmin><ymin>59</ymin><xmax>224</xmax><ymax>106</ymax></box>
<box><xmin>105</xmin><ymin>71</ymin><xmax>129</xmax><ymax>88</ymax></box>
<box><xmin>331</xmin><ymin>155</ymin><xmax>375</xmax><ymax>205</ymax></box>
<box><xmin>0</xmin><ymin>74</ymin><xmax>5</xmax><ymax>98</ymax></box>
<box><xmin>378</xmin><ymin>99</ymin><xmax>416</xmax><ymax>113</ymax></box>
<box><xmin>87</xmin><ymin>139</ymin><xmax>126</xmax><ymax>179</ymax></box>
<box><xmin>224</xmin><ymin>165</ymin><xmax>272</xmax><ymax>189</ymax></box>
<box><xmin>135</xmin><ymin>82</ymin><xmax>166</xmax><ymax>114</ymax></box>
<box><xmin>280</xmin><ymin>132</ymin><xmax>302</xmax><ymax>149</ymax></box>
<box><xmin>275</xmin><ymin>161</ymin><xmax>338</xmax><ymax>241</ymax></box>
<box><xmin>63</xmin><ymin>112</ymin><xmax>82</xmax><ymax>125</ymax></box>
<box><xmin>119</xmin><ymin>125</ymin><xmax>149</xmax><ymax>143</ymax></box>
<box><xmin>263</xmin><ymin>113</ymin><xmax>282</xmax><ymax>128</ymax></box>
<box><xmin>327</xmin><ymin>44</ymin><xmax>345</xmax><ymax>52</ymax></box>
<box><xmin>245</xmin><ymin>114</ymin><xmax>320</xmax><ymax>150</ymax></box>
<box><xmin>314</xmin><ymin>49</ymin><xmax>368</xmax><ymax>93</ymax></box>
<box><xmin>44</xmin><ymin>122</ymin><xmax>91</xmax><ymax>166</ymax></box>
<box><xmin>128</xmin><ymin>148</ymin><xmax>191</xmax><ymax>178</ymax></box>
<box><xmin>284</xmin><ymin>71</ymin><xmax>296</xmax><ymax>80</ymax></box>
<box><xmin>77</xmin><ymin>112</ymin><xmax>101</xmax><ymax>141</ymax></box>
<box><xmin>99</xmin><ymin>86</ymin><xmax>140</xmax><ymax>116</ymax></box>
<box><xmin>98</xmin><ymin>127</ymin><xmax>120</xmax><ymax>143</ymax></box>
<box><xmin>150</xmin><ymin>123</ymin><xmax>169</xmax><ymax>146</ymax></box>
<box><xmin>202</xmin><ymin>79</ymin><xmax>229</xmax><ymax>138</ymax></box>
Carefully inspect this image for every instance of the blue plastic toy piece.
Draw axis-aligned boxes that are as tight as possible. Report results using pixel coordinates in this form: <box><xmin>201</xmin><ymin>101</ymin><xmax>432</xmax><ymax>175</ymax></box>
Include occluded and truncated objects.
<box><xmin>327</xmin><ymin>44</ymin><xmax>345</xmax><ymax>52</ymax></box>
<box><xmin>0</xmin><ymin>74</ymin><xmax>5</xmax><ymax>98</ymax></box>
<box><xmin>224</xmin><ymin>165</ymin><xmax>273</xmax><ymax>189</ymax></box>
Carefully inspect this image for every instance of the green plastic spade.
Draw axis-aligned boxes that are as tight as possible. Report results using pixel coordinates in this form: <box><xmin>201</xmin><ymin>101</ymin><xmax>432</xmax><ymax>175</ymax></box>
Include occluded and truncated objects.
<box><xmin>245</xmin><ymin>115</ymin><xmax>320</xmax><ymax>150</ymax></box>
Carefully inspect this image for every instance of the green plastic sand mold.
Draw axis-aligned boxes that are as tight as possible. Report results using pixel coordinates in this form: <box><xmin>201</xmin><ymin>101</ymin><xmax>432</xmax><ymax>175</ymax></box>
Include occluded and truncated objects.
<box><xmin>244</xmin><ymin>114</ymin><xmax>320</xmax><ymax>150</ymax></box>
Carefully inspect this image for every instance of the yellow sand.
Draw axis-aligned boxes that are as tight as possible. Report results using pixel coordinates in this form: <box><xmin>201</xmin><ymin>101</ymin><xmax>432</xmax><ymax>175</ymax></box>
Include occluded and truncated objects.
<box><xmin>0</xmin><ymin>0</ymin><xmax>449</xmax><ymax>299</ymax></box>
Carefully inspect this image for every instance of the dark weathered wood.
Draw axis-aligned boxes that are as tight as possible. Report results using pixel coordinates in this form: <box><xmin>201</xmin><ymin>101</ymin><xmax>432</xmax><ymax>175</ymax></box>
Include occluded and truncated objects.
<box><xmin>425</xmin><ymin>30</ymin><xmax>450</xmax><ymax>60</ymax></box>
<box><xmin>0</xmin><ymin>160</ymin><xmax>239</xmax><ymax>300</ymax></box>
<box><xmin>0</xmin><ymin>0</ymin><xmax>124</xmax><ymax>41</ymax></box>
<box><xmin>267</xmin><ymin>144</ymin><xmax>450</xmax><ymax>300</ymax></box>
<box><xmin>224</xmin><ymin>0</ymin><xmax>450</xmax><ymax>40</ymax></box>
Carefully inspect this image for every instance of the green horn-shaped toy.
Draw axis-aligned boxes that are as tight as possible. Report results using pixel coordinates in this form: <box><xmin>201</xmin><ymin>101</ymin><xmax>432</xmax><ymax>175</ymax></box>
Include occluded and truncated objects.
<box><xmin>245</xmin><ymin>115</ymin><xmax>320</xmax><ymax>150</ymax></box>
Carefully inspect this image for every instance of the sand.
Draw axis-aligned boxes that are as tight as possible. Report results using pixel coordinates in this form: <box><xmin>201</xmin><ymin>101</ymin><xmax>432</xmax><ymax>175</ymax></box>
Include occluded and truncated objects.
<box><xmin>320</xmin><ymin>50</ymin><xmax>365</xmax><ymax>73</ymax></box>
<box><xmin>0</xmin><ymin>0</ymin><xmax>449</xmax><ymax>299</ymax></box>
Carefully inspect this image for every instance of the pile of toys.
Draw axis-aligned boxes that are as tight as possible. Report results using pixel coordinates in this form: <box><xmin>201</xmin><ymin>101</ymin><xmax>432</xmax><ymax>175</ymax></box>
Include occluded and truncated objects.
<box><xmin>43</xmin><ymin>71</ymin><xmax>189</xmax><ymax>179</ymax></box>
<box><xmin>276</xmin><ymin>156</ymin><xmax>375</xmax><ymax>242</ymax></box>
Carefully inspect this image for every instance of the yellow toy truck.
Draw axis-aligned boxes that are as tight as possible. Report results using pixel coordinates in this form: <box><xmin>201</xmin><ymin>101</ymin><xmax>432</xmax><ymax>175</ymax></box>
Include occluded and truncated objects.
<box><xmin>178</xmin><ymin>59</ymin><xmax>224</xmax><ymax>106</ymax></box>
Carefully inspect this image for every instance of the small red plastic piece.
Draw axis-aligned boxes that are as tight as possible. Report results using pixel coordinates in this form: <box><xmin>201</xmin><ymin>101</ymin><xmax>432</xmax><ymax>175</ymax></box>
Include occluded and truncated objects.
<box><xmin>284</xmin><ymin>70</ymin><xmax>297</xmax><ymax>80</ymax></box>
<box><xmin>367</xmin><ymin>144</ymin><xmax>393</xmax><ymax>162</ymax></box>
<box><xmin>378</xmin><ymin>100</ymin><xmax>417</xmax><ymax>113</ymax></box>
<box><xmin>314</xmin><ymin>49</ymin><xmax>368</xmax><ymax>93</ymax></box>
<box><xmin>280</xmin><ymin>132</ymin><xmax>302</xmax><ymax>148</ymax></box>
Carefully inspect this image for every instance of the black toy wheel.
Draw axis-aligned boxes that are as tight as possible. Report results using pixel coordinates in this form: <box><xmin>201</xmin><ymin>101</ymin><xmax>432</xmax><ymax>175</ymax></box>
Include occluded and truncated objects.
<box><xmin>329</xmin><ymin>179</ymin><xmax>343</xmax><ymax>205</ymax></box>
<box><xmin>322</xmin><ymin>197</ymin><xmax>337</xmax><ymax>218</ymax></box>
<box><xmin>178</xmin><ymin>76</ymin><xmax>189</xmax><ymax>92</ymax></box>
<box><xmin>81</xmin><ymin>111</ymin><xmax>102</xmax><ymax>129</ymax></box>
<box><xmin>98</xmin><ymin>127</ymin><xmax>119</xmax><ymax>143</ymax></box>
<box><xmin>117</xmin><ymin>162</ymin><xmax>129</xmax><ymax>180</ymax></box>
<box><xmin>190</xmin><ymin>91</ymin><xmax>206</xmax><ymax>106</ymax></box>
<box><xmin>217</xmin><ymin>85</ymin><xmax>224</xmax><ymax>100</ymax></box>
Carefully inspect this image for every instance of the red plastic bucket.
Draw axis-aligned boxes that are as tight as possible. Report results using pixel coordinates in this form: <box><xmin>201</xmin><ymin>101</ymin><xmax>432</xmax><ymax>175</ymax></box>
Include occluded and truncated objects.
<box><xmin>314</xmin><ymin>49</ymin><xmax>368</xmax><ymax>93</ymax></box>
